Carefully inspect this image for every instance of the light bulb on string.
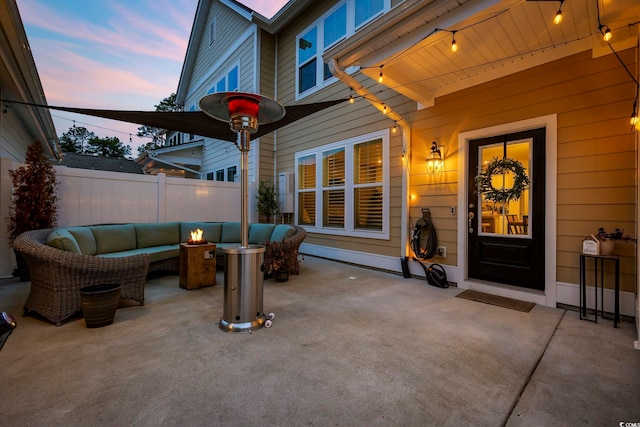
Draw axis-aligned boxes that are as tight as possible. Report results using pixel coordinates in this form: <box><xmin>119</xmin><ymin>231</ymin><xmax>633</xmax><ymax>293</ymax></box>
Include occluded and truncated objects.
<box><xmin>554</xmin><ymin>10</ymin><xmax>563</xmax><ymax>24</ymax></box>
<box><xmin>600</xmin><ymin>25</ymin><xmax>612</xmax><ymax>42</ymax></box>
<box><xmin>553</xmin><ymin>0</ymin><xmax>563</xmax><ymax>24</ymax></box>
<box><xmin>392</xmin><ymin>121</ymin><xmax>397</xmax><ymax>133</ymax></box>
<box><xmin>451</xmin><ymin>31</ymin><xmax>458</xmax><ymax>53</ymax></box>
<box><xmin>349</xmin><ymin>90</ymin><xmax>354</xmax><ymax>104</ymax></box>
<box><xmin>378</xmin><ymin>66</ymin><xmax>383</xmax><ymax>83</ymax></box>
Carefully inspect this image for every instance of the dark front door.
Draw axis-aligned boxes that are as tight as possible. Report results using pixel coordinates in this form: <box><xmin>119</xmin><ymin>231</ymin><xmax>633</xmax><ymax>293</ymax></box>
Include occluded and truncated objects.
<box><xmin>467</xmin><ymin>128</ymin><xmax>545</xmax><ymax>290</ymax></box>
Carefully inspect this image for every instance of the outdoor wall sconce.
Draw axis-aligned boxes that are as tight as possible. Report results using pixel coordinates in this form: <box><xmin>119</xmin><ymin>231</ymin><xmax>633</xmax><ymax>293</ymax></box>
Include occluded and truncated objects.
<box><xmin>426</xmin><ymin>141</ymin><xmax>444</xmax><ymax>175</ymax></box>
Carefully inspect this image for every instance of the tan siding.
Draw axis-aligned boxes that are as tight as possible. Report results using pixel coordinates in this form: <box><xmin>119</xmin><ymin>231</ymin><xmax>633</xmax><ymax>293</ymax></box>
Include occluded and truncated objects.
<box><xmin>409</xmin><ymin>48</ymin><xmax>637</xmax><ymax>292</ymax></box>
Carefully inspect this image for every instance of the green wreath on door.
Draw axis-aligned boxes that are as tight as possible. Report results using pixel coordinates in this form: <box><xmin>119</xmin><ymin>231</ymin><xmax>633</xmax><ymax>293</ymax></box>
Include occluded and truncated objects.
<box><xmin>475</xmin><ymin>157</ymin><xmax>530</xmax><ymax>204</ymax></box>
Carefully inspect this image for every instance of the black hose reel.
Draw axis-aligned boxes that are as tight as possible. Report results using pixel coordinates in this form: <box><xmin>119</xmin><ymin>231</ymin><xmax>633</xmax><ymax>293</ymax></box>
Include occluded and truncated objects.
<box><xmin>404</xmin><ymin>208</ymin><xmax>449</xmax><ymax>288</ymax></box>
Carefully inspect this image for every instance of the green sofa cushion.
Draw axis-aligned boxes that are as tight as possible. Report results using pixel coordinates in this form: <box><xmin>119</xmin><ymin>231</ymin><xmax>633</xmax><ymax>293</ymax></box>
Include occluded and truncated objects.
<box><xmin>97</xmin><ymin>245</ymin><xmax>179</xmax><ymax>263</ymax></box>
<box><xmin>249</xmin><ymin>224</ymin><xmax>276</xmax><ymax>244</ymax></box>
<box><xmin>180</xmin><ymin>222</ymin><xmax>222</xmax><ymax>243</ymax></box>
<box><xmin>270</xmin><ymin>224</ymin><xmax>295</xmax><ymax>242</ymax></box>
<box><xmin>46</xmin><ymin>229</ymin><xmax>82</xmax><ymax>253</ymax></box>
<box><xmin>67</xmin><ymin>226</ymin><xmax>97</xmax><ymax>255</ymax></box>
<box><xmin>90</xmin><ymin>224</ymin><xmax>137</xmax><ymax>255</ymax></box>
<box><xmin>135</xmin><ymin>222</ymin><xmax>180</xmax><ymax>248</ymax></box>
<box><xmin>221</xmin><ymin>222</ymin><xmax>241</xmax><ymax>243</ymax></box>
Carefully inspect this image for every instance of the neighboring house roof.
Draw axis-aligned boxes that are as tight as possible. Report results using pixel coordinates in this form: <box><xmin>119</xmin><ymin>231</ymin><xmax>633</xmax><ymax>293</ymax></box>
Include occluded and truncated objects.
<box><xmin>56</xmin><ymin>152</ymin><xmax>144</xmax><ymax>174</ymax></box>
<box><xmin>0</xmin><ymin>0</ymin><xmax>61</xmax><ymax>160</ymax></box>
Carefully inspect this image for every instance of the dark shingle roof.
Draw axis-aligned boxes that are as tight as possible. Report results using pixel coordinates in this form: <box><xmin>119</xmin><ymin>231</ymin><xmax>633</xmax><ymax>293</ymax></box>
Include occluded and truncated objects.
<box><xmin>56</xmin><ymin>153</ymin><xmax>144</xmax><ymax>174</ymax></box>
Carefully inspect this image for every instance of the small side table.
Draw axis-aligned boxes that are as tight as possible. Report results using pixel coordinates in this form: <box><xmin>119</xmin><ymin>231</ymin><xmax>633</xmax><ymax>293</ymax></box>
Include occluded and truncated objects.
<box><xmin>579</xmin><ymin>253</ymin><xmax>619</xmax><ymax>327</ymax></box>
<box><xmin>180</xmin><ymin>243</ymin><xmax>216</xmax><ymax>290</ymax></box>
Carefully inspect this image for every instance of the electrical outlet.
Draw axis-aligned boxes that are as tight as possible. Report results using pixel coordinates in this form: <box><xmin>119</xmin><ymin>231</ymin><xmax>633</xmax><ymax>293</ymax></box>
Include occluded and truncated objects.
<box><xmin>436</xmin><ymin>246</ymin><xmax>446</xmax><ymax>258</ymax></box>
<box><xmin>451</xmin><ymin>206</ymin><xmax>456</xmax><ymax>215</ymax></box>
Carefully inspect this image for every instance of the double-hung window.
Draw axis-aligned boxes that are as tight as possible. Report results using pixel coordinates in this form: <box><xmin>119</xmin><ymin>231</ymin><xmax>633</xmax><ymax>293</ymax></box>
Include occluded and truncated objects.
<box><xmin>296</xmin><ymin>0</ymin><xmax>389</xmax><ymax>99</ymax></box>
<box><xmin>296</xmin><ymin>130</ymin><xmax>389</xmax><ymax>239</ymax></box>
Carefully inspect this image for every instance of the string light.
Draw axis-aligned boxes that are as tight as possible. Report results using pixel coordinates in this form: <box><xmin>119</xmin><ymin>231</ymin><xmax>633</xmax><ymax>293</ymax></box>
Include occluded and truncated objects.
<box><xmin>378</xmin><ymin>65</ymin><xmax>384</xmax><ymax>83</ymax></box>
<box><xmin>631</xmin><ymin>98</ymin><xmax>639</xmax><ymax>126</ymax></box>
<box><xmin>553</xmin><ymin>0</ymin><xmax>564</xmax><ymax>24</ymax></box>
<box><xmin>383</xmin><ymin>104</ymin><xmax>387</xmax><ymax>114</ymax></box>
<box><xmin>392</xmin><ymin>121</ymin><xmax>397</xmax><ymax>133</ymax></box>
<box><xmin>451</xmin><ymin>31</ymin><xmax>458</xmax><ymax>52</ymax></box>
<box><xmin>349</xmin><ymin>90</ymin><xmax>354</xmax><ymax>104</ymax></box>
<box><xmin>600</xmin><ymin>24</ymin><xmax>612</xmax><ymax>42</ymax></box>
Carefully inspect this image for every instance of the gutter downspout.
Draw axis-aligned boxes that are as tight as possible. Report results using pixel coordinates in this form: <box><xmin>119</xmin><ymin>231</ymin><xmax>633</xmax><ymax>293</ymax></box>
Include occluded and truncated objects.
<box><xmin>328</xmin><ymin>58</ymin><xmax>412</xmax><ymax>261</ymax></box>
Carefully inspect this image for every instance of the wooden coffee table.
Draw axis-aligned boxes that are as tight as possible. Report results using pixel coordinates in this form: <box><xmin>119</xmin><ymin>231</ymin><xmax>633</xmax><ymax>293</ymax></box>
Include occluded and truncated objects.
<box><xmin>179</xmin><ymin>242</ymin><xmax>216</xmax><ymax>289</ymax></box>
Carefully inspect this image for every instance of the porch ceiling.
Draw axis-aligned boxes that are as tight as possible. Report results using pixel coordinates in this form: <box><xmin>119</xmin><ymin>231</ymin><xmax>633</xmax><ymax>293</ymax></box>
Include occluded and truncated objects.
<box><xmin>325</xmin><ymin>0</ymin><xmax>640</xmax><ymax>107</ymax></box>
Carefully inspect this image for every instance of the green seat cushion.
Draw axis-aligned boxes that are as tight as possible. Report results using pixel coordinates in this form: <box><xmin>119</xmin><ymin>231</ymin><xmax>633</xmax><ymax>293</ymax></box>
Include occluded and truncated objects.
<box><xmin>135</xmin><ymin>222</ymin><xmax>180</xmax><ymax>248</ymax></box>
<box><xmin>220</xmin><ymin>222</ymin><xmax>242</xmax><ymax>243</ymax></box>
<box><xmin>270</xmin><ymin>224</ymin><xmax>295</xmax><ymax>242</ymax></box>
<box><xmin>90</xmin><ymin>224</ymin><xmax>137</xmax><ymax>254</ymax></box>
<box><xmin>180</xmin><ymin>222</ymin><xmax>222</xmax><ymax>243</ymax></box>
<box><xmin>97</xmin><ymin>245</ymin><xmax>179</xmax><ymax>263</ymax></box>
<box><xmin>67</xmin><ymin>226</ymin><xmax>97</xmax><ymax>255</ymax></box>
<box><xmin>46</xmin><ymin>229</ymin><xmax>82</xmax><ymax>253</ymax></box>
<box><xmin>249</xmin><ymin>224</ymin><xmax>276</xmax><ymax>244</ymax></box>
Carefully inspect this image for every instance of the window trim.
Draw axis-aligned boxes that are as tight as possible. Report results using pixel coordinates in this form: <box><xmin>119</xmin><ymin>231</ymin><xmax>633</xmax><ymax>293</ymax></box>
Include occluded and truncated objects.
<box><xmin>295</xmin><ymin>129</ymin><xmax>389</xmax><ymax>239</ymax></box>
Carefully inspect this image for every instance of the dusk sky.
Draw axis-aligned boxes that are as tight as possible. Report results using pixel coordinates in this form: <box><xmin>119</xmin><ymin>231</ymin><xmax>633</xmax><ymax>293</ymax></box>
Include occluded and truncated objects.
<box><xmin>18</xmin><ymin>0</ymin><xmax>288</xmax><ymax>155</ymax></box>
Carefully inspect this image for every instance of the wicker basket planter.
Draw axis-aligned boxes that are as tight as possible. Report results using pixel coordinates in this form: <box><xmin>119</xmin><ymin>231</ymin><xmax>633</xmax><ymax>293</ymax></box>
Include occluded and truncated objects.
<box><xmin>80</xmin><ymin>284</ymin><xmax>121</xmax><ymax>328</ymax></box>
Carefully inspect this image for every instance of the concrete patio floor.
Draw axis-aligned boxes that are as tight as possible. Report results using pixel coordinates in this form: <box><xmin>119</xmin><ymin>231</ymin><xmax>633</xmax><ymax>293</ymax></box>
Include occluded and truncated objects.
<box><xmin>0</xmin><ymin>256</ymin><xmax>638</xmax><ymax>426</ymax></box>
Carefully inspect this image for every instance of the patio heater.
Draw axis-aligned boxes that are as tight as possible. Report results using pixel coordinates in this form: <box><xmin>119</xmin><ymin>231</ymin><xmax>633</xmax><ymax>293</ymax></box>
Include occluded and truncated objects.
<box><xmin>199</xmin><ymin>92</ymin><xmax>285</xmax><ymax>333</ymax></box>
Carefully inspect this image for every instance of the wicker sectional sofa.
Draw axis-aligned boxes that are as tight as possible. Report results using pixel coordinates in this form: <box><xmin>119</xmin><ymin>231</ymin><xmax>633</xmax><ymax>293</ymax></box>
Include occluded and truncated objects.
<box><xmin>12</xmin><ymin>222</ymin><xmax>306</xmax><ymax>326</ymax></box>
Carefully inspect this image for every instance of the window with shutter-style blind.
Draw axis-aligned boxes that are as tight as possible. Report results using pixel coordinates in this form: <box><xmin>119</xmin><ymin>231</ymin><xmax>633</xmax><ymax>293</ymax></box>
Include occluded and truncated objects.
<box><xmin>322</xmin><ymin>147</ymin><xmax>345</xmax><ymax>228</ymax></box>
<box><xmin>298</xmin><ymin>154</ymin><xmax>316</xmax><ymax>225</ymax></box>
<box><xmin>295</xmin><ymin>130</ymin><xmax>389</xmax><ymax>239</ymax></box>
<box><xmin>354</xmin><ymin>139</ymin><xmax>382</xmax><ymax>230</ymax></box>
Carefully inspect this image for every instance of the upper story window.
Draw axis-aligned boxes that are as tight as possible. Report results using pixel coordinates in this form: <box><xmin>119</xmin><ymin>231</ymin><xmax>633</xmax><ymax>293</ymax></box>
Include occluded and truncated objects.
<box><xmin>208</xmin><ymin>65</ymin><xmax>239</xmax><ymax>94</ymax></box>
<box><xmin>354</xmin><ymin>0</ymin><xmax>384</xmax><ymax>27</ymax></box>
<box><xmin>296</xmin><ymin>0</ymin><xmax>390</xmax><ymax>99</ymax></box>
<box><xmin>209</xmin><ymin>17</ymin><xmax>216</xmax><ymax>45</ymax></box>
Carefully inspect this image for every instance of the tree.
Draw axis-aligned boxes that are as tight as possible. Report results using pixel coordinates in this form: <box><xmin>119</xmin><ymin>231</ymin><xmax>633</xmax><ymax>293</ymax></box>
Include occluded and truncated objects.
<box><xmin>137</xmin><ymin>93</ymin><xmax>180</xmax><ymax>156</ymax></box>
<box><xmin>256</xmin><ymin>180</ymin><xmax>279</xmax><ymax>223</ymax></box>
<box><xmin>59</xmin><ymin>126</ymin><xmax>96</xmax><ymax>153</ymax></box>
<box><xmin>7</xmin><ymin>142</ymin><xmax>58</xmax><ymax>243</ymax></box>
<box><xmin>85</xmin><ymin>136</ymin><xmax>132</xmax><ymax>158</ymax></box>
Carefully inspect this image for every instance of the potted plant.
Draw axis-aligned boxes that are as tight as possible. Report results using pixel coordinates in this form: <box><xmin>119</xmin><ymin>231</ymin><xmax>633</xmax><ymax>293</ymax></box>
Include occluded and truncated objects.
<box><xmin>263</xmin><ymin>240</ymin><xmax>291</xmax><ymax>282</ymax></box>
<box><xmin>256</xmin><ymin>180</ymin><xmax>279</xmax><ymax>223</ymax></box>
<box><xmin>595</xmin><ymin>227</ymin><xmax>636</xmax><ymax>255</ymax></box>
<box><xmin>6</xmin><ymin>142</ymin><xmax>58</xmax><ymax>280</ymax></box>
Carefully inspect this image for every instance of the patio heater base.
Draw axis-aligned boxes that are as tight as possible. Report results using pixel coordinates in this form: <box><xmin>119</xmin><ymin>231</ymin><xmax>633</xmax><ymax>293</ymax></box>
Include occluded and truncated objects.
<box><xmin>219</xmin><ymin>245</ymin><xmax>267</xmax><ymax>333</ymax></box>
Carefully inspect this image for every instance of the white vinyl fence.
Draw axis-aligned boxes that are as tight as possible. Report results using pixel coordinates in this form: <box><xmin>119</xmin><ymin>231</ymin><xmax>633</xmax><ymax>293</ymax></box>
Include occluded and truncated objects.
<box><xmin>54</xmin><ymin>167</ymin><xmax>241</xmax><ymax>226</ymax></box>
<box><xmin>0</xmin><ymin>166</ymin><xmax>241</xmax><ymax>277</ymax></box>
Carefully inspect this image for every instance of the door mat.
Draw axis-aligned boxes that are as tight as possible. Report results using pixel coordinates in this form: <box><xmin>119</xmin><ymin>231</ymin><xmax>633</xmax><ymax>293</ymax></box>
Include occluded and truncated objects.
<box><xmin>455</xmin><ymin>289</ymin><xmax>535</xmax><ymax>312</ymax></box>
